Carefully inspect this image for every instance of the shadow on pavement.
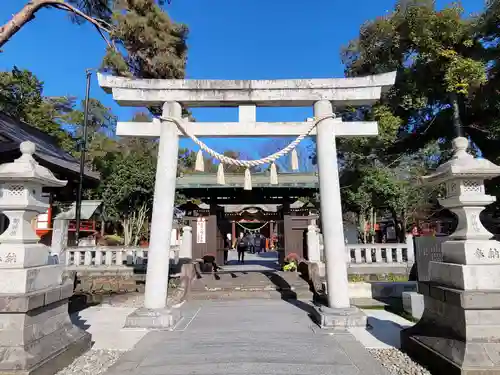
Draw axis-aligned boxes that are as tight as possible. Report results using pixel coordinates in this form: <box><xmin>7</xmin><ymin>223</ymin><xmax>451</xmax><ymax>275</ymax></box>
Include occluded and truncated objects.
<box><xmin>262</xmin><ymin>271</ymin><xmax>318</xmax><ymax>317</ymax></box>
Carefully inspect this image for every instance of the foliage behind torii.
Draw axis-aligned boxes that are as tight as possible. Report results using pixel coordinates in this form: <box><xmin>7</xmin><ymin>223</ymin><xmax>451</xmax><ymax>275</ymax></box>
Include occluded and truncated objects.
<box><xmin>1</xmin><ymin>0</ymin><xmax>188</xmax><ymax>81</ymax></box>
<box><xmin>313</xmin><ymin>0</ymin><xmax>497</xmax><ymax>240</ymax></box>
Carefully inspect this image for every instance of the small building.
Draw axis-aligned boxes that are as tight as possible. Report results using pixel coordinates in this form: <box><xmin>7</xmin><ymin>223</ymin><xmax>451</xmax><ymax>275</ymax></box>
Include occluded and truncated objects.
<box><xmin>0</xmin><ymin>113</ymin><xmax>100</xmax><ymax>242</ymax></box>
<box><xmin>53</xmin><ymin>200</ymin><xmax>103</xmax><ymax>246</ymax></box>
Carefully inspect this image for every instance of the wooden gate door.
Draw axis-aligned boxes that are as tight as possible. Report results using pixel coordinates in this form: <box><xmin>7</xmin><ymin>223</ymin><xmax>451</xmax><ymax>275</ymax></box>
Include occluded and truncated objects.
<box><xmin>283</xmin><ymin>215</ymin><xmax>318</xmax><ymax>260</ymax></box>
<box><xmin>216</xmin><ymin>216</ymin><xmax>232</xmax><ymax>265</ymax></box>
<box><xmin>184</xmin><ymin>215</ymin><xmax>218</xmax><ymax>261</ymax></box>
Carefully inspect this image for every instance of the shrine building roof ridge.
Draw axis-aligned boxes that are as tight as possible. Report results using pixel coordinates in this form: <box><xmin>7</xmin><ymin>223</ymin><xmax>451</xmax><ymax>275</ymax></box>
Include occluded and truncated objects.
<box><xmin>97</xmin><ymin>72</ymin><xmax>397</xmax><ymax>107</ymax></box>
<box><xmin>0</xmin><ymin>112</ymin><xmax>99</xmax><ymax>183</ymax></box>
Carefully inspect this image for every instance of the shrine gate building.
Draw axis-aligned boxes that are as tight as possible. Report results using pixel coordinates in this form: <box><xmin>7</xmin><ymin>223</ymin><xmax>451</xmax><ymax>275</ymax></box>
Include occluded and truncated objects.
<box><xmin>176</xmin><ymin>172</ymin><xmax>319</xmax><ymax>265</ymax></box>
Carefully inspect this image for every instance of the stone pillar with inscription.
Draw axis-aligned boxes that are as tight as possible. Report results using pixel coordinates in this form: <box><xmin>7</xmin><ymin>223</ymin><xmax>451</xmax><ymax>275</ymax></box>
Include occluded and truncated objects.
<box><xmin>401</xmin><ymin>137</ymin><xmax>500</xmax><ymax>374</ymax></box>
<box><xmin>50</xmin><ymin>217</ymin><xmax>69</xmax><ymax>264</ymax></box>
<box><xmin>0</xmin><ymin>142</ymin><xmax>91</xmax><ymax>374</ymax></box>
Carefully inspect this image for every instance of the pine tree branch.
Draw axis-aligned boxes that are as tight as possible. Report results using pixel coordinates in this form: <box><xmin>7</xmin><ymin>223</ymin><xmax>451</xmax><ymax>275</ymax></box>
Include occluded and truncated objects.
<box><xmin>0</xmin><ymin>0</ymin><xmax>113</xmax><ymax>51</ymax></box>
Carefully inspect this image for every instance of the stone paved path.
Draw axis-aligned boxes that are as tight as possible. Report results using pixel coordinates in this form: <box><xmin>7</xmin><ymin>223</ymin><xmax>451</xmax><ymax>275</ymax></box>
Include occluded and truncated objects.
<box><xmin>221</xmin><ymin>250</ymin><xmax>280</xmax><ymax>272</ymax></box>
<box><xmin>103</xmin><ymin>299</ymin><xmax>389</xmax><ymax>375</ymax></box>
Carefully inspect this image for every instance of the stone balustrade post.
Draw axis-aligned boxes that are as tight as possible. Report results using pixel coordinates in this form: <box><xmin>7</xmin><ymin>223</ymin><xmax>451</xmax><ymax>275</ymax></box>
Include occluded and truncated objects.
<box><xmin>180</xmin><ymin>226</ymin><xmax>193</xmax><ymax>260</ymax></box>
<box><xmin>50</xmin><ymin>218</ymin><xmax>69</xmax><ymax>264</ymax></box>
<box><xmin>0</xmin><ymin>141</ymin><xmax>90</xmax><ymax>373</ymax></box>
<box><xmin>405</xmin><ymin>234</ymin><xmax>415</xmax><ymax>263</ymax></box>
<box><xmin>307</xmin><ymin>224</ymin><xmax>320</xmax><ymax>262</ymax></box>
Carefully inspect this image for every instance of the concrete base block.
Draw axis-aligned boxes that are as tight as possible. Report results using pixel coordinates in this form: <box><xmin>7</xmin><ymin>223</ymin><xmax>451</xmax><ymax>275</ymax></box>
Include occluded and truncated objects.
<box><xmin>311</xmin><ymin>305</ymin><xmax>367</xmax><ymax>329</ymax></box>
<box><xmin>0</xmin><ymin>282</ymin><xmax>91</xmax><ymax>375</ymax></box>
<box><xmin>125</xmin><ymin>307</ymin><xmax>182</xmax><ymax>330</ymax></box>
<box><xmin>349</xmin><ymin>281</ymin><xmax>417</xmax><ymax>300</ymax></box>
<box><xmin>402</xmin><ymin>327</ymin><xmax>500</xmax><ymax>375</ymax></box>
<box><xmin>402</xmin><ymin>291</ymin><xmax>424</xmax><ymax>320</ymax></box>
<box><xmin>0</xmin><ymin>326</ymin><xmax>91</xmax><ymax>375</ymax></box>
<box><xmin>0</xmin><ymin>265</ymin><xmax>63</xmax><ymax>294</ymax></box>
<box><xmin>430</xmin><ymin>261</ymin><xmax>500</xmax><ymax>290</ymax></box>
<box><xmin>402</xmin><ymin>283</ymin><xmax>500</xmax><ymax>374</ymax></box>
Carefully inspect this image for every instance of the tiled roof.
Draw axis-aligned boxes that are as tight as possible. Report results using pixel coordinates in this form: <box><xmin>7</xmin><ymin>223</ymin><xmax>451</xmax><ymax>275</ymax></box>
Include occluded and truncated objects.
<box><xmin>0</xmin><ymin>112</ymin><xmax>99</xmax><ymax>181</ymax></box>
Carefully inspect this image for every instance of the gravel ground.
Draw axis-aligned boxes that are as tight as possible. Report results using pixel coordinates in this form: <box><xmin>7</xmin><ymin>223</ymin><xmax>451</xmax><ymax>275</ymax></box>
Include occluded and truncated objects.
<box><xmin>55</xmin><ymin>350</ymin><xmax>124</xmax><ymax>375</ymax></box>
<box><xmin>100</xmin><ymin>292</ymin><xmax>145</xmax><ymax>308</ymax></box>
<box><xmin>370</xmin><ymin>349</ymin><xmax>432</xmax><ymax>375</ymax></box>
<box><xmin>100</xmin><ymin>290</ymin><xmax>185</xmax><ymax>308</ymax></box>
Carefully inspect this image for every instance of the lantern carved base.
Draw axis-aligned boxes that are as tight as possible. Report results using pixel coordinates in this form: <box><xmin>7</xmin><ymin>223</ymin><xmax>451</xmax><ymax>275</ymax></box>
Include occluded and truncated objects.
<box><xmin>429</xmin><ymin>262</ymin><xmax>500</xmax><ymax>290</ymax></box>
<box><xmin>0</xmin><ymin>243</ymin><xmax>57</xmax><ymax>270</ymax></box>
<box><xmin>0</xmin><ymin>276</ymin><xmax>91</xmax><ymax>375</ymax></box>
<box><xmin>0</xmin><ymin>265</ymin><xmax>65</xmax><ymax>294</ymax></box>
<box><xmin>402</xmin><ymin>282</ymin><xmax>500</xmax><ymax>375</ymax></box>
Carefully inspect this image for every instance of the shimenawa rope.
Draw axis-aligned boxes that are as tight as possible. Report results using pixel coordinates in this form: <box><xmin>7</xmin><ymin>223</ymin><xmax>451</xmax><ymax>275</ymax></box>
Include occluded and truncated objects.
<box><xmin>159</xmin><ymin>113</ymin><xmax>336</xmax><ymax>189</ymax></box>
<box><xmin>159</xmin><ymin>114</ymin><xmax>336</xmax><ymax>168</ymax></box>
<box><xmin>236</xmin><ymin>221</ymin><xmax>269</xmax><ymax>232</ymax></box>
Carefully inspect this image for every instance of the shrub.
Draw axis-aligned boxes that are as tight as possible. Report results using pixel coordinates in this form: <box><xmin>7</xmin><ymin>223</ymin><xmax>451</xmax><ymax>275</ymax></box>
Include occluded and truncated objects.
<box><xmin>283</xmin><ymin>262</ymin><xmax>297</xmax><ymax>272</ymax></box>
<box><xmin>284</xmin><ymin>253</ymin><xmax>299</xmax><ymax>263</ymax></box>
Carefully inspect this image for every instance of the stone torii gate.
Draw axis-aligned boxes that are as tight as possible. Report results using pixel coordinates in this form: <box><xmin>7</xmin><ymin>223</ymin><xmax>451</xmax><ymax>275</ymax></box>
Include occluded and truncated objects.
<box><xmin>98</xmin><ymin>72</ymin><xmax>396</xmax><ymax>328</ymax></box>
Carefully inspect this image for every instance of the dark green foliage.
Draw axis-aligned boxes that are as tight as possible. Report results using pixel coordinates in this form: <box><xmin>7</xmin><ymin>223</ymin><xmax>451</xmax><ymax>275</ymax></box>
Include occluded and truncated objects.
<box><xmin>67</xmin><ymin>0</ymin><xmax>113</xmax><ymax>22</ymax></box>
<box><xmin>342</xmin><ymin>0</ymin><xmax>492</xmax><ymax>159</ymax></box>
<box><xmin>0</xmin><ymin>67</ymin><xmax>76</xmax><ymax>151</ymax></box>
<box><xmin>101</xmin><ymin>0</ymin><xmax>188</xmax><ymax>79</ymax></box>
<box><xmin>3</xmin><ymin>1</ymin><xmax>188</xmax><ymax>81</ymax></box>
<box><xmin>100</xmin><ymin>148</ymin><xmax>156</xmax><ymax>220</ymax></box>
<box><xmin>314</xmin><ymin>1</ymin><xmax>499</xmax><ymax>231</ymax></box>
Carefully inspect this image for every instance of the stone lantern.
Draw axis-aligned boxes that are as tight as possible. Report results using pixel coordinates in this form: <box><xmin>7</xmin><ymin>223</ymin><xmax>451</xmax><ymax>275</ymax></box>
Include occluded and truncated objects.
<box><xmin>0</xmin><ymin>141</ymin><xmax>66</xmax><ymax>272</ymax></box>
<box><xmin>401</xmin><ymin>137</ymin><xmax>500</xmax><ymax>374</ymax></box>
<box><xmin>0</xmin><ymin>142</ymin><xmax>91</xmax><ymax>374</ymax></box>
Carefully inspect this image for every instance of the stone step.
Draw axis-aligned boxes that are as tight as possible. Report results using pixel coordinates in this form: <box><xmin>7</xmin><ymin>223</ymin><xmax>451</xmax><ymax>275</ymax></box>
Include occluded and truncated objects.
<box><xmin>189</xmin><ymin>271</ymin><xmax>314</xmax><ymax>302</ymax></box>
<box><xmin>192</xmin><ymin>271</ymin><xmax>310</xmax><ymax>291</ymax></box>
<box><xmin>188</xmin><ymin>289</ymin><xmax>313</xmax><ymax>301</ymax></box>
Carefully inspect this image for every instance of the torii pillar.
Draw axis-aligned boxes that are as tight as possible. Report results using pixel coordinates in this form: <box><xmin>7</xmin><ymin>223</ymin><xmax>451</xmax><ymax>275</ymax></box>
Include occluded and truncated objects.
<box><xmin>98</xmin><ymin>72</ymin><xmax>397</xmax><ymax>329</ymax></box>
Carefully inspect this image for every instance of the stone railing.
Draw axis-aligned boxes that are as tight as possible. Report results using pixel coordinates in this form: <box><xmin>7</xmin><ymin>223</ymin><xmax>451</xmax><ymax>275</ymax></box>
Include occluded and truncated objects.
<box><xmin>65</xmin><ymin>245</ymin><xmax>180</xmax><ymax>268</ymax></box>
<box><xmin>346</xmin><ymin>243</ymin><xmax>414</xmax><ymax>264</ymax></box>
<box><xmin>63</xmin><ymin>226</ymin><xmax>194</xmax><ymax>294</ymax></box>
<box><xmin>345</xmin><ymin>239</ymin><xmax>414</xmax><ymax>274</ymax></box>
<box><xmin>62</xmin><ymin>226</ymin><xmax>194</xmax><ymax>270</ymax></box>
<box><xmin>310</xmin><ymin>221</ymin><xmax>414</xmax><ymax>275</ymax></box>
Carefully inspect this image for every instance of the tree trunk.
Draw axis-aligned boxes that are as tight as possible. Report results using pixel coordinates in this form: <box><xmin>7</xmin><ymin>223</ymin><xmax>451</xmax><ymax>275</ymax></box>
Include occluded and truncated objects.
<box><xmin>450</xmin><ymin>92</ymin><xmax>463</xmax><ymax>138</ymax></box>
<box><xmin>390</xmin><ymin>208</ymin><xmax>401</xmax><ymax>243</ymax></box>
<box><xmin>122</xmin><ymin>216</ymin><xmax>132</xmax><ymax>246</ymax></box>
<box><xmin>400</xmin><ymin>210</ymin><xmax>407</xmax><ymax>243</ymax></box>
<box><xmin>132</xmin><ymin>203</ymin><xmax>148</xmax><ymax>247</ymax></box>
<box><xmin>0</xmin><ymin>0</ymin><xmax>58</xmax><ymax>48</ymax></box>
<box><xmin>0</xmin><ymin>0</ymin><xmax>110</xmax><ymax>50</ymax></box>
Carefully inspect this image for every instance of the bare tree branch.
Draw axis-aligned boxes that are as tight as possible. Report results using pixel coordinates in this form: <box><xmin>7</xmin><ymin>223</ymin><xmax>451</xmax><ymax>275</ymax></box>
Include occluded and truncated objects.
<box><xmin>0</xmin><ymin>0</ymin><xmax>113</xmax><ymax>50</ymax></box>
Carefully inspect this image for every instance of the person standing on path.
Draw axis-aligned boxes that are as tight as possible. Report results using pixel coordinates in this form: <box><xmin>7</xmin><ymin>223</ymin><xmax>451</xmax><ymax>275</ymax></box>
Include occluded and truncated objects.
<box><xmin>259</xmin><ymin>233</ymin><xmax>266</xmax><ymax>253</ymax></box>
<box><xmin>254</xmin><ymin>232</ymin><xmax>263</xmax><ymax>254</ymax></box>
<box><xmin>248</xmin><ymin>232</ymin><xmax>256</xmax><ymax>254</ymax></box>
<box><xmin>236</xmin><ymin>232</ymin><xmax>248</xmax><ymax>264</ymax></box>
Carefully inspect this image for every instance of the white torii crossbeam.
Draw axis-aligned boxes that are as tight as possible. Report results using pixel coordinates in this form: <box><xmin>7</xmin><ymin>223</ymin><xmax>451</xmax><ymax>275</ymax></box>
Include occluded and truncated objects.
<box><xmin>115</xmin><ymin>119</ymin><xmax>379</xmax><ymax>138</ymax></box>
<box><xmin>98</xmin><ymin>72</ymin><xmax>397</xmax><ymax>329</ymax></box>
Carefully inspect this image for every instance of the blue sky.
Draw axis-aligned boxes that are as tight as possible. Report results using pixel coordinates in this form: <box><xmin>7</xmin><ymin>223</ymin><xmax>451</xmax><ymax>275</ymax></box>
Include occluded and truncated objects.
<box><xmin>0</xmin><ymin>0</ymin><xmax>484</xmax><ymax>171</ymax></box>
